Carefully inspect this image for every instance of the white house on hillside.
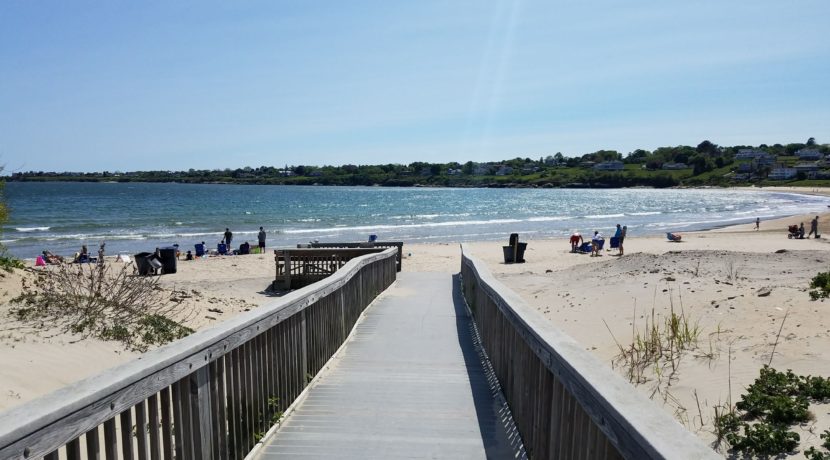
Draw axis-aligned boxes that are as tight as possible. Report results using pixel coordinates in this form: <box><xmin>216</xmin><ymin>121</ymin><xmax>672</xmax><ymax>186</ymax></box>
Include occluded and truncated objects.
<box><xmin>768</xmin><ymin>168</ymin><xmax>797</xmax><ymax>180</ymax></box>
<box><xmin>797</xmin><ymin>149</ymin><xmax>823</xmax><ymax>161</ymax></box>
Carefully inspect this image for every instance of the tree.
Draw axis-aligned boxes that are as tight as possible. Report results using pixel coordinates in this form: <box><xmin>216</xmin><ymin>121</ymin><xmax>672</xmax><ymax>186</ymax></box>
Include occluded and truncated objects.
<box><xmin>807</xmin><ymin>137</ymin><xmax>817</xmax><ymax>146</ymax></box>
<box><xmin>696</xmin><ymin>140</ymin><xmax>719</xmax><ymax>156</ymax></box>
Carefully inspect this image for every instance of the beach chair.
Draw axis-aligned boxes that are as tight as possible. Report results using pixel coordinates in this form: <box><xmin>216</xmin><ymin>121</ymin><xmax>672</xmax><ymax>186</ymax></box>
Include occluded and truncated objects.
<box><xmin>610</xmin><ymin>236</ymin><xmax>620</xmax><ymax>249</ymax></box>
<box><xmin>217</xmin><ymin>243</ymin><xmax>228</xmax><ymax>255</ymax></box>
<box><xmin>593</xmin><ymin>239</ymin><xmax>605</xmax><ymax>251</ymax></box>
<box><xmin>579</xmin><ymin>242</ymin><xmax>592</xmax><ymax>253</ymax></box>
<box><xmin>195</xmin><ymin>243</ymin><xmax>205</xmax><ymax>257</ymax></box>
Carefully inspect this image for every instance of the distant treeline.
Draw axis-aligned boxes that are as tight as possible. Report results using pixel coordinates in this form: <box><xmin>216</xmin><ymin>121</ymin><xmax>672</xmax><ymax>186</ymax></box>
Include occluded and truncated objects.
<box><xmin>9</xmin><ymin>139</ymin><xmax>830</xmax><ymax>188</ymax></box>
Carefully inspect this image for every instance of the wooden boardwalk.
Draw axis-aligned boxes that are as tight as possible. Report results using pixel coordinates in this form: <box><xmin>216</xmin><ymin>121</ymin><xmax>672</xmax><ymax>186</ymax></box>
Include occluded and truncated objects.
<box><xmin>254</xmin><ymin>272</ymin><xmax>525</xmax><ymax>459</ymax></box>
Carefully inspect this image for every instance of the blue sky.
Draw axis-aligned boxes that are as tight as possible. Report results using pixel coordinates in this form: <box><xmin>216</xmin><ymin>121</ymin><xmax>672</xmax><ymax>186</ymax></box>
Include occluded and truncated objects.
<box><xmin>2</xmin><ymin>1</ymin><xmax>828</xmax><ymax>173</ymax></box>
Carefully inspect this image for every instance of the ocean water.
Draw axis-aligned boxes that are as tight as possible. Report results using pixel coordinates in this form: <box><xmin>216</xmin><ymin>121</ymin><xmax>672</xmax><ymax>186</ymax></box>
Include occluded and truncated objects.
<box><xmin>3</xmin><ymin>182</ymin><xmax>830</xmax><ymax>259</ymax></box>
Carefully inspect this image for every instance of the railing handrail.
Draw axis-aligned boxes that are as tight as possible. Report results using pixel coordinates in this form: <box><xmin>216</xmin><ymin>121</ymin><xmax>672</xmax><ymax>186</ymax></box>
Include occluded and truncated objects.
<box><xmin>460</xmin><ymin>244</ymin><xmax>718</xmax><ymax>459</ymax></box>
<box><xmin>0</xmin><ymin>247</ymin><xmax>398</xmax><ymax>456</ymax></box>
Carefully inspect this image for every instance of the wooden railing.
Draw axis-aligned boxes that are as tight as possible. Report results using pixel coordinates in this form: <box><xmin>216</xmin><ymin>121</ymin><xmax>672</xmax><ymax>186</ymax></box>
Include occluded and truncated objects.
<box><xmin>305</xmin><ymin>242</ymin><xmax>403</xmax><ymax>272</ymax></box>
<box><xmin>460</xmin><ymin>245</ymin><xmax>719</xmax><ymax>460</ymax></box>
<box><xmin>0</xmin><ymin>248</ymin><xmax>398</xmax><ymax>460</ymax></box>
<box><xmin>273</xmin><ymin>248</ymin><xmax>386</xmax><ymax>290</ymax></box>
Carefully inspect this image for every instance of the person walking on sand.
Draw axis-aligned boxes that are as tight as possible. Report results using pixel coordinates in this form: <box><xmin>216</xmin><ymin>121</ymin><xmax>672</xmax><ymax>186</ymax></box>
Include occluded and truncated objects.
<box><xmin>755</xmin><ymin>217</ymin><xmax>760</xmax><ymax>231</ymax></box>
<box><xmin>808</xmin><ymin>216</ymin><xmax>819</xmax><ymax>239</ymax></box>
<box><xmin>224</xmin><ymin>228</ymin><xmax>233</xmax><ymax>246</ymax></box>
<box><xmin>614</xmin><ymin>224</ymin><xmax>622</xmax><ymax>254</ymax></box>
<box><xmin>258</xmin><ymin>226</ymin><xmax>267</xmax><ymax>251</ymax></box>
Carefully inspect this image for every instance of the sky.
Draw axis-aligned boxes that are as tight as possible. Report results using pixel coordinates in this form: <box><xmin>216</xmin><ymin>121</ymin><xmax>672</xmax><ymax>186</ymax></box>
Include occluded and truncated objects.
<box><xmin>1</xmin><ymin>1</ymin><xmax>829</xmax><ymax>173</ymax></box>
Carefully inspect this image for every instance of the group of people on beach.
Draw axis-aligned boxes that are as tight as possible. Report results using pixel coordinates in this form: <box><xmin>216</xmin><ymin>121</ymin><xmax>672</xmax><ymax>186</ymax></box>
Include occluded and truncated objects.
<box><xmin>184</xmin><ymin>226</ymin><xmax>268</xmax><ymax>260</ymax></box>
<box><xmin>570</xmin><ymin>224</ymin><xmax>626</xmax><ymax>256</ymax></box>
<box><xmin>790</xmin><ymin>216</ymin><xmax>820</xmax><ymax>239</ymax></box>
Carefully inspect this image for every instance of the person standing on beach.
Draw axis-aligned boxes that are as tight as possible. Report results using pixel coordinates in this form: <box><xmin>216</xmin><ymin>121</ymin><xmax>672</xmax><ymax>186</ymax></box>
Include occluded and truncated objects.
<box><xmin>809</xmin><ymin>216</ymin><xmax>819</xmax><ymax>238</ymax></box>
<box><xmin>614</xmin><ymin>224</ymin><xmax>622</xmax><ymax>254</ymax></box>
<box><xmin>224</xmin><ymin>228</ymin><xmax>233</xmax><ymax>246</ymax></box>
<box><xmin>258</xmin><ymin>227</ymin><xmax>267</xmax><ymax>251</ymax></box>
<box><xmin>619</xmin><ymin>225</ymin><xmax>627</xmax><ymax>256</ymax></box>
<box><xmin>755</xmin><ymin>217</ymin><xmax>760</xmax><ymax>231</ymax></box>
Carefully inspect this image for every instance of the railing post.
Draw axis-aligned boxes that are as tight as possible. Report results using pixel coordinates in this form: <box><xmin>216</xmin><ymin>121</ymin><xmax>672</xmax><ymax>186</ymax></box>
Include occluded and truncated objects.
<box><xmin>191</xmin><ymin>365</ymin><xmax>214</xmax><ymax>459</ymax></box>
<box><xmin>300</xmin><ymin>309</ymin><xmax>308</xmax><ymax>385</ymax></box>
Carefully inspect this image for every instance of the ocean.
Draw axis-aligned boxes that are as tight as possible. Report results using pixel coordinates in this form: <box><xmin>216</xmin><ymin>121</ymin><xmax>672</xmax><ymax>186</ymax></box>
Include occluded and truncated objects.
<box><xmin>3</xmin><ymin>182</ymin><xmax>830</xmax><ymax>259</ymax></box>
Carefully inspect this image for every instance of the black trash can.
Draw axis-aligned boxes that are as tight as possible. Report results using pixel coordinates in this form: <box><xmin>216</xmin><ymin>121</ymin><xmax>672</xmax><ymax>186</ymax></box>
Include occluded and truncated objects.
<box><xmin>134</xmin><ymin>252</ymin><xmax>156</xmax><ymax>276</ymax></box>
<box><xmin>158</xmin><ymin>247</ymin><xmax>177</xmax><ymax>274</ymax></box>
<box><xmin>503</xmin><ymin>246</ymin><xmax>514</xmax><ymax>263</ymax></box>
<box><xmin>516</xmin><ymin>242</ymin><xmax>527</xmax><ymax>263</ymax></box>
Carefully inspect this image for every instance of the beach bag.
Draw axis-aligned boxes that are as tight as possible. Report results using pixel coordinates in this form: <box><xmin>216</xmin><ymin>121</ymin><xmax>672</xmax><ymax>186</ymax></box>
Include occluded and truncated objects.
<box><xmin>35</xmin><ymin>256</ymin><xmax>46</xmax><ymax>266</ymax></box>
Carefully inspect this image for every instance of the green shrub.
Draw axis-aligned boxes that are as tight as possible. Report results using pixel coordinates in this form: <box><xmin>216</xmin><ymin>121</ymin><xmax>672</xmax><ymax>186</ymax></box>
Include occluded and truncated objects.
<box><xmin>809</xmin><ymin>271</ymin><xmax>830</xmax><ymax>300</ymax></box>
<box><xmin>716</xmin><ymin>366</ymin><xmax>830</xmax><ymax>456</ymax></box>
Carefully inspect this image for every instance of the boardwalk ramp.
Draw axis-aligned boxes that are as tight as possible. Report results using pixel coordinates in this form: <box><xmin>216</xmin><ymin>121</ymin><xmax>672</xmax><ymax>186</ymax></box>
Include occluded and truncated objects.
<box><xmin>255</xmin><ymin>272</ymin><xmax>524</xmax><ymax>459</ymax></box>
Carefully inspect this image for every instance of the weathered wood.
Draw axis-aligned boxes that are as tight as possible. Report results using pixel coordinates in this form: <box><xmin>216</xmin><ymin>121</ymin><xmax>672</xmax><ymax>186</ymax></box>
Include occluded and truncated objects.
<box><xmin>0</xmin><ymin>249</ymin><xmax>396</xmax><ymax>460</ymax></box>
<box><xmin>460</xmin><ymin>245</ymin><xmax>719</xmax><ymax>460</ymax></box>
<box><xmin>306</xmin><ymin>241</ymin><xmax>404</xmax><ymax>271</ymax></box>
<box><xmin>119</xmin><ymin>409</ymin><xmax>134</xmax><ymax>460</ymax></box>
<box><xmin>66</xmin><ymin>437</ymin><xmax>81</xmax><ymax>460</ymax></box>
<box><xmin>146</xmin><ymin>394</ymin><xmax>160</xmax><ymax>460</ymax></box>
<box><xmin>273</xmin><ymin>247</ymin><xmax>387</xmax><ymax>289</ymax></box>
<box><xmin>103</xmin><ymin>418</ymin><xmax>116</xmax><ymax>460</ymax></box>
<box><xmin>135</xmin><ymin>400</ymin><xmax>148</xmax><ymax>460</ymax></box>
<box><xmin>171</xmin><ymin>381</ymin><xmax>184</xmax><ymax>458</ymax></box>
<box><xmin>158</xmin><ymin>388</ymin><xmax>173</xmax><ymax>460</ymax></box>
<box><xmin>85</xmin><ymin>428</ymin><xmax>100</xmax><ymax>460</ymax></box>
<box><xmin>192</xmin><ymin>365</ymin><xmax>212</xmax><ymax>458</ymax></box>
<box><xmin>44</xmin><ymin>450</ymin><xmax>58</xmax><ymax>460</ymax></box>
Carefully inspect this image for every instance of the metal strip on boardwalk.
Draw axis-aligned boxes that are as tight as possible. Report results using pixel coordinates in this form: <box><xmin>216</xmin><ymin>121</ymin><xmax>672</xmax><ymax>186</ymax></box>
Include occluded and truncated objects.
<box><xmin>255</xmin><ymin>272</ymin><xmax>524</xmax><ymax>459</ymax></box>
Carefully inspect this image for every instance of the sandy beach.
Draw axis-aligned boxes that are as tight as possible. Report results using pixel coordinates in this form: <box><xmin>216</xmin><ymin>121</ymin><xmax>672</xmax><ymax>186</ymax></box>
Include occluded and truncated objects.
<box><xmin>2</xmin><ymin>191</ymin><xmax>830</xmax><ymax>456</ymax></box>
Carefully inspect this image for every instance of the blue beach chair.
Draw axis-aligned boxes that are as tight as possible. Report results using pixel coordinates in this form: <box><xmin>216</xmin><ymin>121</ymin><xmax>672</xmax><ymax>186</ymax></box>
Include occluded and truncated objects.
<box><xmin>195</xmin><ymin>243</ymin><xmax>205</xmax><ymax>257</ymax></box>
<box><xmin>610</xmin><ymin>237</ymin><xmax>620</xmax><ymax>249</ymax></box>
<box><xmin>217</xmin><ymin>243</ymin><xmax>228</xmax><ymax>255</ymax></box>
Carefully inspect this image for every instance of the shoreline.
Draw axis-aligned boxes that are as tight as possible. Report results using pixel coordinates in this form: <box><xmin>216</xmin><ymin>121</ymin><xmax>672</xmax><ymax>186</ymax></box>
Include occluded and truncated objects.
<box><xmin>6</xmin><ymin>185</ymin><xmax>830</xmax><ymax>262</ymax></box>
<box><xmin>3</xmin><ymin>192</ymin><xmax>830</xmax><ymax>456</ymax></box>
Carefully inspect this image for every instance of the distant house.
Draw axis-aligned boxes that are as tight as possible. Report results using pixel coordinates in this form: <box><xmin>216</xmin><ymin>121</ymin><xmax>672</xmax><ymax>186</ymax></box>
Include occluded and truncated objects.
<box><xmin>472</xmin><ymin>164</ymin><xmax>491</xmax><ymax>175</ymax></box>
<box><xmin>579</xmin><ymin>161</ymin><xmax>596</xmax><ymax>169</ymax></box>
<box><xmin>768</xmin><ymin>168</ymin><xmax>797</xmax><ymax>180</ymax></box>
<box><xmin>495</xmin><ymin>165</ymin><xmax>513</xmax><ymax>176</ymax></box>
<box><xmin>736</xmin><ymin>163</ymin><xmax>752</xmax><ymax>173</ymax></box>
<box><xmin>447</xmin><ymin>168</ymin><xmax>462</xmax><ymax>176</ymax></box>
<box><xmin>593</xmin><ymin>160</ymin><xmax>624</xmax><ymax>171</ymax></box>
<box><xmin>794</xmin><ymin>163</ymin><xmax>820</xmax><ymax>173</ymax></box>
<box><xmin>661</xmin><ymin>162</ymin><xmax>688</xmax><ymax>170</ymax></box>
<box><xmin>735</xmin><ymin>149</ymin><xmax>766</xmax><ymax>160</ymax></box>
<box><xmin>753</xmin><ymin>154</ymin><xmax>777</xmax><ymax>167</ymax></box>
<box><xmin>797</xmin><ymin>149</ymin><xmax>823</xmax><ymax>161</ymax></box>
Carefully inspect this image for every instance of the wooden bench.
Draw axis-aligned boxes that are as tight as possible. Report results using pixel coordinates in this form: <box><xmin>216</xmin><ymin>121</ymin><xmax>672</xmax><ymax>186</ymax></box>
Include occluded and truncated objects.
<box><xmin>304</xmin><ymin>242</ymin><xmax>403</xmax><ymax>272</ymax></box>
<box><xmin>273</xmin><ymin>247</ymin><xmax>386</xmax><ymax>290</ymax></box>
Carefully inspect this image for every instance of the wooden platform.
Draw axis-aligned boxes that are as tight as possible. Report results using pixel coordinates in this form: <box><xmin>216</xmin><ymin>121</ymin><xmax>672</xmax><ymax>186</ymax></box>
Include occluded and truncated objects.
<box><xmin>255</xmin><ymin>272</ymin><xmax>524</xmax><ymax>459</ymax></box>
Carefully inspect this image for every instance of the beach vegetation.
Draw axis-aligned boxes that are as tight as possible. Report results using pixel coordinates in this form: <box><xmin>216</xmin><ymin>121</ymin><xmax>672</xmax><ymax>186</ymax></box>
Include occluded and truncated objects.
<box><xmin>10</xmin><ymin>260</ymin><xmax>193</xmax><ymax>351</ymax></box>
<box><xmin>9</xmin><ymin>140</ymin><xmax>829</xmax><ymax>188</ymax></box>
<box><xmin>714</xmin><ymin>366</ymin><xmax>830</xmax><ymax>456</ymax></box>
<box><xmin>805</xmin><ymin>430</ymin><xmax>830</xmax><ymax>459</ymax></box>
<box><xmin>0</xmin><ymin>171</ymin><xmax>24</xmax><ymax>272</ymax></box>
<box><xmin>606</xmin><ymin>299</ymin><xmax>703</xmax><ymax>387</ymax></box>
<box><xmin>809</xmin><ymin>271</ymin><xmax>830</xmax><ymax>300</ymax></box>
